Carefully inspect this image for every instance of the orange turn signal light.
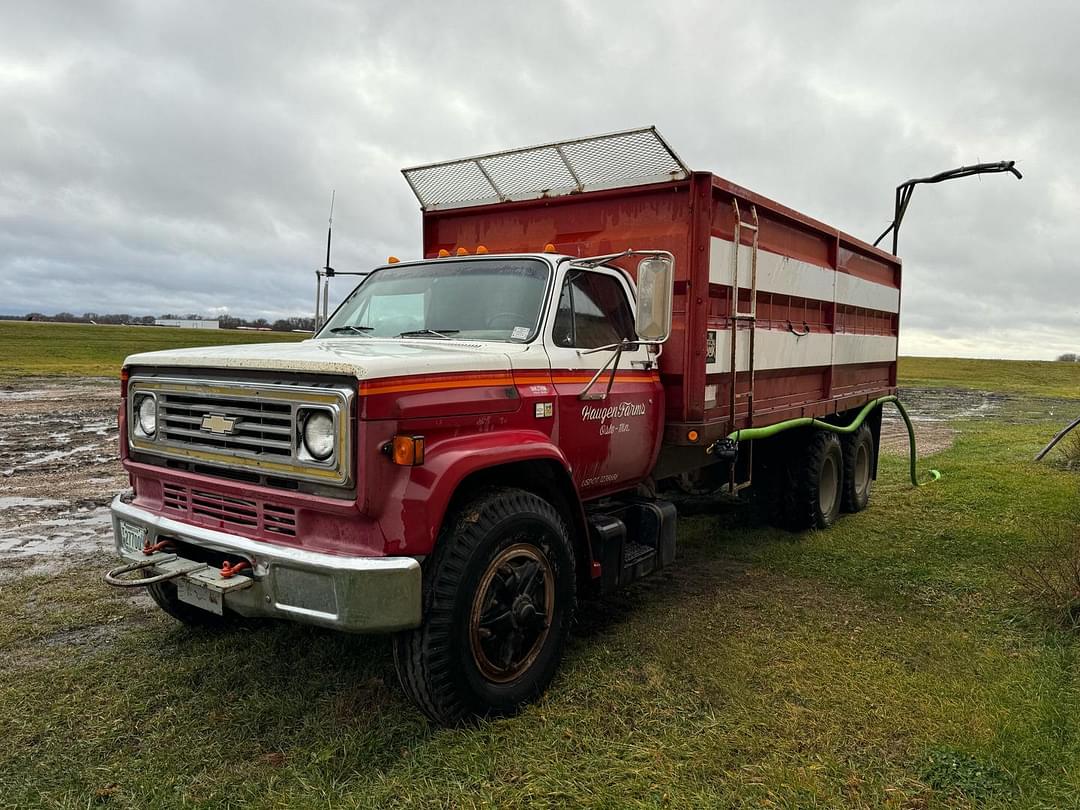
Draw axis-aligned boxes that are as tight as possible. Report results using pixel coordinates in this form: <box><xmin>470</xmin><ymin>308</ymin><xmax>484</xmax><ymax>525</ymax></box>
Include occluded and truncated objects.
<box><xmin>687</xmin><ymin>430</ymin><xmax>699</xmax><ymax>442</ymax></box>
<box><xmin>437</xmin><ymin>249</ymin><xmax>450</xmax><ymax>257</ymax></box>
<box><xmin>389</xmin><ymin>435</ymin><xmax>425</xmax><ymax>466</ymax></box>
<box><xmin>475</xmin><ymin>245</ymin><xmax>489</xmax><ymax>254</ymax></box>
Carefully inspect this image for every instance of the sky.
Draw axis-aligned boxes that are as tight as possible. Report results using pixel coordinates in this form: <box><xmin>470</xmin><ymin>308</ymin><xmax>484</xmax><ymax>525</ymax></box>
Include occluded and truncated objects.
<box><xmin>0</xmin><ymin>0</ymin><xmax>1076</xmax><ymax>359</ymax></box>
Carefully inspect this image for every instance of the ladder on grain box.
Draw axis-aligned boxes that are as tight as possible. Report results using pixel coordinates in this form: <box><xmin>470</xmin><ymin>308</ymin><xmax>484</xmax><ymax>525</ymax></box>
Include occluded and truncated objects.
<box><xmin>728</xmin><ymin>200</ymin><xmax>759</xmax><ymax>493</ymax></box>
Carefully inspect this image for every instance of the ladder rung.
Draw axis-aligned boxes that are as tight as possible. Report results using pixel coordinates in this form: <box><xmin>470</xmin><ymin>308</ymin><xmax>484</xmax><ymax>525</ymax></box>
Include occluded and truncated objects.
<box><xmin>736</xmin><ymin>223</ymin><xmax>759</xmax><ymax>232</ymax></box>
<box><xmin>733</xmin><ymin>313</ymin><xmax>756</xmax><ymax>320</ymax></box>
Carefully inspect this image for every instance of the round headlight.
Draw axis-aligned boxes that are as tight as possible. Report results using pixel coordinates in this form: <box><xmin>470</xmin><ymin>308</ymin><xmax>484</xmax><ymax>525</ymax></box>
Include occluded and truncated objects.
<box><xmin>302</xmin><ymin>411</ymin><xmax>335</xmax><ymax>461</ymax></box>
<box><xmin>137</xmin><ymin>395</ymin><xmax>157</xmax><ymax>436</ymax></box>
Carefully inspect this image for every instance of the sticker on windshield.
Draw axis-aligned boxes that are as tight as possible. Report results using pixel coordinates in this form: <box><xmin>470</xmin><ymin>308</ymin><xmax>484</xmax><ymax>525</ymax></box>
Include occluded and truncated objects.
<box><xmin>511</xmin><ymin>326</ymin><xmax>530</xmax><ymax>341</ymax></box>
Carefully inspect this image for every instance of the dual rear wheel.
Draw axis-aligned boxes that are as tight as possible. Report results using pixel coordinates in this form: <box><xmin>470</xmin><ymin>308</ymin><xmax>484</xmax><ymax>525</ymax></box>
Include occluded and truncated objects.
<box><xmin>782</xmin><ymin>423</ymin><xmax>875</xmax><ymax>530</ymax></box>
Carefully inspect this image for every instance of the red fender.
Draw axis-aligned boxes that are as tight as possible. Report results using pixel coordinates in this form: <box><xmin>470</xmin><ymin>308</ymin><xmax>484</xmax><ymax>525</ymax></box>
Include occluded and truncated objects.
<box><xmin>377</xmin><ymin>429</ymin><xmax>580</xmax><ymax>556</ymax></box>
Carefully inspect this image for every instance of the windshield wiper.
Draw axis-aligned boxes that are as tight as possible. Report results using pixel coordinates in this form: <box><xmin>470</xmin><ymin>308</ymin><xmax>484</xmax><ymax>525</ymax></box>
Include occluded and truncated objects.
<box><xmin>327</xmin><ymin>325</ymin><xmax>374</xmax><ymax>335</ymax></box>
<box><xmin>397</xmin><ymin>329</ymin><xmax>459</xmax><ymax>340</ymax></box>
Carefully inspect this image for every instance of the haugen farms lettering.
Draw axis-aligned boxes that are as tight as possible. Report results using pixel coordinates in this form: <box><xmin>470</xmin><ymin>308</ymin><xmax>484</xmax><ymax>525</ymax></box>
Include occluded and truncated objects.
<box><xmin>581</xmin><ymin>402</ymin><xmax>647</xmax><ymax>422</ymax></box>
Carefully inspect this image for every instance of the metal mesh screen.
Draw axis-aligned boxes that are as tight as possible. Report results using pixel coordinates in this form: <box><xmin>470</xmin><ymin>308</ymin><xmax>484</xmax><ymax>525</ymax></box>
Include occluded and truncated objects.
<box><xmin>402</xmin><ymin>126</ymin><xmax>690</xmax><ymax>211</ymax></box>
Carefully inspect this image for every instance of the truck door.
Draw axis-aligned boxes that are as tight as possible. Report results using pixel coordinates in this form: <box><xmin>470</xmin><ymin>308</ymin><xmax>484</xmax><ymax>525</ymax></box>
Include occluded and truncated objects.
<box><xmin>545</xmin><ymin>265</ymin><xmax>664</xmax><ymax>498</ymax></box>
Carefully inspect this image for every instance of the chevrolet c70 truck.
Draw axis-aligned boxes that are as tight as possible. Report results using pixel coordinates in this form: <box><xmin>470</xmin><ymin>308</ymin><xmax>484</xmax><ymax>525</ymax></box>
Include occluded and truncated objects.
<box><xmin>106</xmin><ymin>128</ymin><xmax>902</xmax><ymax>724</ymax></box>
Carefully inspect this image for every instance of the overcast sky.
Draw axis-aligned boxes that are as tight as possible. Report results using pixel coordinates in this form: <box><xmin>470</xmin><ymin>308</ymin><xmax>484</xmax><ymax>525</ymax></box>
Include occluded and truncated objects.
<box><xmin>1</xmin><ymin>0</ymin><xmax>1075</xmax><ymax>358</ymax></box>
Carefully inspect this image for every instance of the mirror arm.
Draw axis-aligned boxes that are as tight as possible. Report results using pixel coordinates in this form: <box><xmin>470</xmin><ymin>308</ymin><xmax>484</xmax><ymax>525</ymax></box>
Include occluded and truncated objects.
<box><xmin>577</xmin><ymin>340</ymin><xmax>627</xmax><ymax>401</ymax></box>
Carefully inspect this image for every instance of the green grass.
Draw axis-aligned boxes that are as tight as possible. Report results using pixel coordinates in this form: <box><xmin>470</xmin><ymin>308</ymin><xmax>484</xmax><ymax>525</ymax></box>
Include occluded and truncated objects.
<box><xmin>899</xmin><ymin>356</ymin><xmax>1080</xmax><ymax>399</ymax></box>
<box><xmin>0</xmin><ymin>320</ymin><xmax>302</xmax><ymax>379</ymax></box>
<box><xmin>2</xmin><ymin>409</ymin><xmax>1080</xmax><ymax>806</ymax></box>
<box><xmin>2</xmin><ymin>344</ymin><xmax>1080</xmax><ymax>806</ymax></box>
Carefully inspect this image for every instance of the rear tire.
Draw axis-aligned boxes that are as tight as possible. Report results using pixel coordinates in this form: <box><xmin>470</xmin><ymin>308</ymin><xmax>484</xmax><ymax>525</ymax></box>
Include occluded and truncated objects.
<box><xmin>841</xmin><ymin>423</ymin><xmax>875</xmax><ymax>513</ymax></box>
<box><xmin>782</xmin><ymin>430</ymin><xmax>844</xmax><ymax>530</ymax></box>
<box><xmin>393</xmin><ymin>487</ymin><xmax>576</xmax><ymax>726</ymax></box>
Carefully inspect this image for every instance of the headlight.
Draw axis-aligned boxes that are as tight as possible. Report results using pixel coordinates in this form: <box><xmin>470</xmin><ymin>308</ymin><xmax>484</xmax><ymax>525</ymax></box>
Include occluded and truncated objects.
<box><xmin>136</xmin><ymin>394</ymin><xmax>157</xmax><ymax>436</ymax></box>
<box><xmin>301</xmin><ymin>410</ymin><xmax>335</xmax><ymax>461</ymax></box>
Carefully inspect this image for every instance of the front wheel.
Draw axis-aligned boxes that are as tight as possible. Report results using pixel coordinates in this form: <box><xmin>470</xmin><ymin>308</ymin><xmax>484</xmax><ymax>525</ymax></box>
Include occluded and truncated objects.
<box><xmin>393</xmin><ymin>488</ymin><xmax>576</xmax><ymax>726</ymax></box>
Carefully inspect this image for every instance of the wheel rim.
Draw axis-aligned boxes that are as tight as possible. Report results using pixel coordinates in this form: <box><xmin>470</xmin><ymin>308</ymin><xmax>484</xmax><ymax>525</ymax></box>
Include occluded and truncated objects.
<box><xmin>854</xmin><ymin>442</ymin><xmax>871</xmax><ymax>497</ymax></box>
<box><xmin>819</xmin><ymin>454</ymin><xmax>839</xmax><ymax>515</ymax></box>
<box><xmin>469</xmin><ymin>543</ymin><xmax>555</xmax><ymax>683</ymax></box>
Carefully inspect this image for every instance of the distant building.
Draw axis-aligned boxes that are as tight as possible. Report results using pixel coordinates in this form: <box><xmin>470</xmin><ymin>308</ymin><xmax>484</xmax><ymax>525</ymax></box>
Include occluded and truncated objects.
<box><xmin>154</xmin><ymin>319</ymin><xmax>220</xmax><ymax>329</ymax></box>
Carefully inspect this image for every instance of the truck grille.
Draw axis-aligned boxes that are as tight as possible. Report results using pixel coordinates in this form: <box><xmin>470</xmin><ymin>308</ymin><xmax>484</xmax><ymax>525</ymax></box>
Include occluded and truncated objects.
<box><xmin>159</xmin><ymin>393</ymin><xmax>294</xmax><ymax>459</ymax></box>
<box><xmin>127</xmin><ymin>377</ymin><xmax>354</xmax><ymax>486</ymax></box>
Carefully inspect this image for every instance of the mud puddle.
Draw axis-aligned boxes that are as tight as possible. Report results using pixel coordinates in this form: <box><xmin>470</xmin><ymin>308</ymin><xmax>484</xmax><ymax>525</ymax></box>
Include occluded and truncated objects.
<box><xmin>0</xmin><ymin>378</ymin><xmax>125</xmax><ymax>580</ymax></box>
<box><xmin>879</xmin><ymin>386</ymin><xmax>1076</xmax><ymax>458</ymax></box>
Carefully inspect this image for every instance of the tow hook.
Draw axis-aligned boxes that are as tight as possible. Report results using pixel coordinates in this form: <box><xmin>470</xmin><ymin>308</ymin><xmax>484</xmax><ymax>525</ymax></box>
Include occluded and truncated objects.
<box><xmin>143</xmin><ymin>539</ymin><xmax>176</xmax><ymax>555</ymax></box>
<box><xmin>219</xmin><ymin>560</ymin><xmax>251</xmax><ymax>579</ymax></box>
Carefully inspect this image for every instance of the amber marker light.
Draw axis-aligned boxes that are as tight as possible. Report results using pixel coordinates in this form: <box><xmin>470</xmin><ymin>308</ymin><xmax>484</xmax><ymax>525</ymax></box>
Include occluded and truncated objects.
<box><xmin>475</xmin><ymin>245</ymin><xmax>489</xmax><ymax>254</ymax></box>
<box><xmin>387</xmin><ymin>256</ymin><xmax>400</xmax><ymax>264</ymax></box>
<box><xmin>543</xmin><ymin>243</ymin><xmax>556</xmax><ymax>253</ymax></box>
<box><xmin>455</xmin><ymin>247</ymin><xmax>468</xmax><ymax>255</ymax></box>
<box><xmin>687</xmin><ymin>430</ymin><xmax>699</xmax><ymax>442</ymax></box>
<box><xmin>388</xmin><ymin>435</ymin><xmax>425</xmax><ymax>466</ymax></box>
<box><xmin>438</xmin><ymin>249</ymin><xmax>450</xmax><ymax>257</ymax></box>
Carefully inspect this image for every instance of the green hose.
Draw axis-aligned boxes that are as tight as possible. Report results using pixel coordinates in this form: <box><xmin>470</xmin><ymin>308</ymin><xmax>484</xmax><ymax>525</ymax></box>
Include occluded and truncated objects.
<box><xmin>725</xmin><ymin>395</ymin><xmax>941</xmax><ymax>487</ymax></box>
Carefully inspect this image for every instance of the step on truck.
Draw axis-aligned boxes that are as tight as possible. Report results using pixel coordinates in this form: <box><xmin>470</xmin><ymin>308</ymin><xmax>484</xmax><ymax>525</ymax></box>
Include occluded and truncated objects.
<box><xmin>106</xmin><ymin>127</ymin><xmax>904</xmax><ymax>725</ymax></box>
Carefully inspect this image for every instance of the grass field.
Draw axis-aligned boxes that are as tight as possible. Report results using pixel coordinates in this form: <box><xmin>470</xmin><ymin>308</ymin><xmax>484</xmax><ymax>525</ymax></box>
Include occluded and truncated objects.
<box><xmin>899</xmin><ymin>356</ymin><xmax>1080</xmax><ymax>399</ymax></box>
<box><xmin>2</xmin><ymin>336</ymin><xmax>1080</xmax><ymax>807</ymax></box>
<box><xmin>0</xmin><ymin>320</ymin><xmax>302</xmax><ymax>379</ymax></box>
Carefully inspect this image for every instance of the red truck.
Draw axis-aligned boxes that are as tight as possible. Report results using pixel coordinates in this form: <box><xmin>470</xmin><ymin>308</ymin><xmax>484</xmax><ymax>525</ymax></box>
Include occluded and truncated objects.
<box><xmin>106</xmin><ymin>128</ymin><xmax>901</xmax><ymax>724</ymax></box>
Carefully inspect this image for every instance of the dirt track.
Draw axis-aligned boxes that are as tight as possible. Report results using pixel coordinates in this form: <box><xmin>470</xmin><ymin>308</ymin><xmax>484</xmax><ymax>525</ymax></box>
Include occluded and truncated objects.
<box><xmin>0</xmin><ymin>380</ymin><xmax>1072</xmax><ymax>583</ymax></box>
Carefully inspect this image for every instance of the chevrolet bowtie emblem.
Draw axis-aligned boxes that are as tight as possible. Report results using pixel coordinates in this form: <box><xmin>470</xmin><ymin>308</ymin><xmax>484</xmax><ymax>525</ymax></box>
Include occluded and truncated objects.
<box><xmin>200</xmin><ymin>413</ymin><xmax>238</xmax><ymax>434</ymax></box>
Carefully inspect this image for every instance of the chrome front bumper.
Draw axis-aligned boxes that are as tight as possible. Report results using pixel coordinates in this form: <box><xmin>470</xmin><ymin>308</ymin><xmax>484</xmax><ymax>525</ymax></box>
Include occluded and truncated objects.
<box><xmin>108</xmin><ymin>495</ymin><xmax>422</xmax><ymax>632</ymax></box>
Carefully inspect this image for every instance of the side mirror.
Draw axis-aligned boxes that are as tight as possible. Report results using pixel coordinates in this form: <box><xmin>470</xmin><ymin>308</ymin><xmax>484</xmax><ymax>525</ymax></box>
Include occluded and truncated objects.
<box><xmin>635</xmin><ymin>255</ymin><xmax>674</xmax><ymax>342</ymax></box>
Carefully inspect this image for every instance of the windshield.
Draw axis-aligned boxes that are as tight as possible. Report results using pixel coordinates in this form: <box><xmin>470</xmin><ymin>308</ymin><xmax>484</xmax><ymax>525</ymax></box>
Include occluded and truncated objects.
<box><xmin>318</xmin><ymin>259</ymin><xmax>550</xmax><ymax>342</ymax></box>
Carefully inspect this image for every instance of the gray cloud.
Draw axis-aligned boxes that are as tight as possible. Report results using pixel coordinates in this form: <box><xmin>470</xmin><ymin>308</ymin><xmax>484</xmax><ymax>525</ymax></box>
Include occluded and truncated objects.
<box><xmin>0</xmin><ymin>0</ymin><xmax>1075</xmax><ymax>357</ymax></box>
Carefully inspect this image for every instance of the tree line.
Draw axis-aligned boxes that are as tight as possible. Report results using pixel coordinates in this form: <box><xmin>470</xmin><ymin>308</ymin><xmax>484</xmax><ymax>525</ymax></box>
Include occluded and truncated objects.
<box><xmin>2</xmin><ymin>312</ymin><xmax>316</xmax><ymax>332</ymax></box>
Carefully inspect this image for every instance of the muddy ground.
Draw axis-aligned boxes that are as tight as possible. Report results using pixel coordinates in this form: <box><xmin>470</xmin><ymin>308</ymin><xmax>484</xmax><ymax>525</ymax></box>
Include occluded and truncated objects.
<box><xmin>0</xmin><ymin>379</ymin><xmax>126</xmax><ymax>583</ymax></box>
<box><xmin>0</xmin><ymin>379</ymin><xmax>1074</xmax><ymax>586</ymax></box>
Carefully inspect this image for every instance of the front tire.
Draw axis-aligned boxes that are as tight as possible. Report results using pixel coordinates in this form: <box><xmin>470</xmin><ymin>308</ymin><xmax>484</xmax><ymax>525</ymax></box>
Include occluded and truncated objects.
<box><xmin>393</xmin><ymin>488</ymin><xmax>576</xmax><ymax>726</ymax></box>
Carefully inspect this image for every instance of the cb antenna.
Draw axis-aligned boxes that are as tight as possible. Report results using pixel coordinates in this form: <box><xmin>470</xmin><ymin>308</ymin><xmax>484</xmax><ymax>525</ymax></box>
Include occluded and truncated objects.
<box><xmin>314</xmin><ymin>190</ymin><xmax>336</xmax><ymax>329</ymax></box>
<box><xmin>325</xmin><ymin>189</ymin><xmax>335</xmax><ymax>273</ymax></box>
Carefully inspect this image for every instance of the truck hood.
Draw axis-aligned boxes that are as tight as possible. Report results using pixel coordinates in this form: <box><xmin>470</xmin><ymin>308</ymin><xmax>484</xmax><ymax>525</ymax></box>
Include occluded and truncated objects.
<box><xmin>123</xmin><ymin>338</ymin><xmax>527</xmax><ymax>381</ymax></box>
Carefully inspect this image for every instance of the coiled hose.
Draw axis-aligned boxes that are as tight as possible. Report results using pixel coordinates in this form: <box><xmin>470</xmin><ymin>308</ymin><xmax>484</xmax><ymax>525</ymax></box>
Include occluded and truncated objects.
<box><xmin>723</xmin><ymin>395</ymin><xmax>941</xmax><ymax>487</ymax></box>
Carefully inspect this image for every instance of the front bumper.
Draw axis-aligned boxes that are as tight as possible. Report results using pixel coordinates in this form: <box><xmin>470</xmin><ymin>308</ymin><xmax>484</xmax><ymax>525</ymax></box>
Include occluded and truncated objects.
<box><xmin>108</xmin><ymin>495</ymin><xmax>421</xmax><ymax>632</ymax></box>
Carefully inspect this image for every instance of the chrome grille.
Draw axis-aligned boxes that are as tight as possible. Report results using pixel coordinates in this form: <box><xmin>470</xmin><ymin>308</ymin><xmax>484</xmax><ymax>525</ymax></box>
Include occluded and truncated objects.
<box><xmin>128</xmin><ymin>377</ymin><xmax>354</xmax><ymax>486</ymax></box>
<box><xmin>159</xmin><ymin>393</ymin><xmax>294</xmax><ymax>458</ymax></box>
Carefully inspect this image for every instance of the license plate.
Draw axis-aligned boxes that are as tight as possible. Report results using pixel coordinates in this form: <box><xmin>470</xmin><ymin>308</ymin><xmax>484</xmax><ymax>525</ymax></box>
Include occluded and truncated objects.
<box><xmin>118</xmin><ymin>520</ymin><xmax>147</xmax><ymax>553</ymax></box>
<box><xmin>177</xmin><ymin>579</ymin><xmax>224</xmax><ymax>615</ymax></box>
